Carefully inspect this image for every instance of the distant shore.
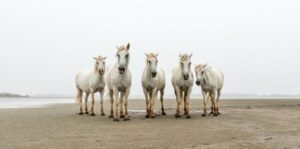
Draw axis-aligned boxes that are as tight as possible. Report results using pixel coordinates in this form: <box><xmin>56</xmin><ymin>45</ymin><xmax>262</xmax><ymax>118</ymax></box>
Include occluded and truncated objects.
<box><xmin>0</xmin><ymin>93</ymin><xmax>29</xmax><ymax>98</ymax></box>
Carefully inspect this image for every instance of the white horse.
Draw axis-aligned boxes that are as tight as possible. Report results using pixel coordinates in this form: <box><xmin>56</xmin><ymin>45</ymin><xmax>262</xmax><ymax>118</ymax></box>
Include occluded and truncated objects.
<box><xmin>171</xmin><ymin>53</ymin><xmax>194</xmax><ymax>119</ymax></box>
<box><xmin>195</xmin><ymin>64</ymin><xmax>224</xmax><ymax>116</ymax></box>
<box><xmin>142</xmin><ymin>53</ymin><xmax>166</xmax><ymax>118</ymax></box>
<box><xmin>76</xmin><ymin>55</ymin><xmax>107</xmax><ymax>116</ymax></box>
<box><xmin>105</xmin><ymin>43</ymin><xmax>132</xmax><ymax>121</ymax></box>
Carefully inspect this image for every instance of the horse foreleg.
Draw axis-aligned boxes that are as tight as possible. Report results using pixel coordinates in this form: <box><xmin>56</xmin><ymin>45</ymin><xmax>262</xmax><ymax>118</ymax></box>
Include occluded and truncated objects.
<box><xmin>183</xmin><ymin>93</ymin><xmax>187</xmax><ymax>115</ymax></box>
<box><xmin>113</xmin><ymin>88</ymin><xmax>120</xmax><ymax>121</ymax></box>
<box><xmin>84</xmin><ymin>93</ymin><xmax>89</xmax><ymax>114</ymax></box>
<box><xmin>143</xmin><ymin>88</ymin><xmax>150</xmax><ymax>118</ymax></box>
<box><xmin>175</xmin><ymin>87</ymin><xmax>181</xmax><ymax>118</ymax></box>
<box><xmin>150</xmin><ymin>88</ymin><xmax>158</xmax><ymax>118</ymax></box>
<box><xmin>185</xmin><ymin>88</ymin><xmax>192</xmax><ymax>119</ymax></box>
<box><xmin>100</xmin><ymin>90</ymin><xmax>105</xmax><ymax>116</ymax></box>
<box><xmin>202</xmin><ymin>90</ymin><xmax>209</xmax><ymax>117</ymax></box>
<box><xmin>109</xmin><ymin>89</ymin><xmax>114</xmax><ymax>118</ymax></box>
<box><xmin>90</xmin><ymin>90</ymin><xmax>96</xmax><ymax>116</ymax></box>
<box><xmin>119</xmin><ymin>92</ymin><xmax>125</xmax><ymax>118</ymax></box>
<box><xmin>124</xmin><ymin>88</ymin><xmax>130</xmax><ymax>121</ymax></box>
<box><xmin>160</xmin><ymin>89</ymin><xmax>166</xmax><ymax>115</ymax></box>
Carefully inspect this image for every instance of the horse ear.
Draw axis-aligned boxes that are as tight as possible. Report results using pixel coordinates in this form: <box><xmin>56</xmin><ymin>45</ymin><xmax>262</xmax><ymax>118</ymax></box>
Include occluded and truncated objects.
<box><xmin>93</xmin><ymin>57</ymin><xmax>97</xmax><ymax>60</ymax></box>
<box><xmin>126</xmin><ymin>43</ymin><xmax>130</xmax><ymax>50</ymax></box>
<box><xmin>155</xmin><ymin>53</ymin><xmax>159</xmax><ymax>57</ymax></box>
<box><xmin>145</xmin><ymin>52</ymin><xmax>149</xmax><ymax>57</ymax></box>
<box><xmin>189</xmin><ymin>53</ymin><xmax>193</xmax><ymax>58</ymax></box>
<box><xmin>203</xmin><ymin>63</ymin><xmax>208</xmax><ymax>67</ymax></box>
<box><xmin>179</xmin><ymin>53</ymin><xmax>182</xmax><ymax>57</ymax></box>
<box><xmin>103</xmin><ymin>57</ymin><xmax>107</xmax><ymax>60</ymax></box>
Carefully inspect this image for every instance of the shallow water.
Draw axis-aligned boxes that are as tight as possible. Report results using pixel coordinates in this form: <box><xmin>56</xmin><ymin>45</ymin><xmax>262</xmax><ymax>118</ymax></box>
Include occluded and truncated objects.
<box><xmin>0</xmin><ymin>98</ymin><xmax>74</xmax><ymax>109</ymax></box>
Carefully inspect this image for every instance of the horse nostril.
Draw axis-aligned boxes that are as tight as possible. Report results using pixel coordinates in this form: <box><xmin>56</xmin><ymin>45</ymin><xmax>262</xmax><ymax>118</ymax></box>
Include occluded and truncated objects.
<box><xmin>99</xmin><ymin>69</ymin><xmax>104</xmax><ymax>74</ymax></box>
<box><xmin>184</xmin><ymin>75</ymin><xmax>189</xmax><ymax>80</ymax></box>
<box><xmin>152</xmin><ymin>72</ymin><xmax>157</xmax><ymax>77</ymax></box>
<box><xmin>196</xmin><ymin>81</ymin><xmax>200</xmax><ymax>85</ymax></box>
<box><xmin>118</xmin><ymin>67</ymin><xmax>125</xmax><ymax>73</ymax></box>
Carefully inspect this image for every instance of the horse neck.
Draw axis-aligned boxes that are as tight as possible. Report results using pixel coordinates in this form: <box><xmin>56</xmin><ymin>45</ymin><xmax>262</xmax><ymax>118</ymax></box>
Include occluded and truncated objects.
<box><xmin>202</xmin><ymin>69</ymin><xmax>211</xmax><ymax>85</ymax></box>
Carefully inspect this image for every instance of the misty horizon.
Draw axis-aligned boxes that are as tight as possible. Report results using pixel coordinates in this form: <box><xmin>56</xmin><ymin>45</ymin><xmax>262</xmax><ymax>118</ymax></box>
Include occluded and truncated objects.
<box><xmin>1</xmin><ymin>0</ymin><xmax>300</xmax><ymax>97</ymax></box>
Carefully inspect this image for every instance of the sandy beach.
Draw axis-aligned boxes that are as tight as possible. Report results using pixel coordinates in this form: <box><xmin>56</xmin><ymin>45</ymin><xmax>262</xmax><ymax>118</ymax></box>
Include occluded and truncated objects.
<box><xmin>0</xmin><ymin>99</ymin><xmax>300</xmax><ymax>149</ymax></box>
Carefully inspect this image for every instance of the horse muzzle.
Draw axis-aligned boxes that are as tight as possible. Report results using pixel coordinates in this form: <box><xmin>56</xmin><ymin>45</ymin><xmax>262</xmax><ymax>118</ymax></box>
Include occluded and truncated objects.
<box><xmin>118</xmin><ymin>67</ymin><xmax>126</xmax><ymax>74</ymax></box>
<box><xmin>183</xmin><ymin>75</ymin><xmax>189</xmax><ymax>80</ymax></box>
<box><xmin>151</xmin><ymin>72</ymin><xmax>157</xmax><ymax>78</ymax></box>
<box><xmin>99</xmin><ymin>69</ymin><xmax>105</xmax><ymax>75</ymax></box>
<box><xmin>196</xmin><ymin>80</ymin><xmax>201</xmax><ymax>86</ymax></box>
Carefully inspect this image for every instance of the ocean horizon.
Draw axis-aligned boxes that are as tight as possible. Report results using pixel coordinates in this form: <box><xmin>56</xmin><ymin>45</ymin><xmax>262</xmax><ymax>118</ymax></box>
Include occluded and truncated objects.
<box><xmin>0</xmin><ymin>96</ymin><xmax>300</xmax><ymax>109</ymax></box>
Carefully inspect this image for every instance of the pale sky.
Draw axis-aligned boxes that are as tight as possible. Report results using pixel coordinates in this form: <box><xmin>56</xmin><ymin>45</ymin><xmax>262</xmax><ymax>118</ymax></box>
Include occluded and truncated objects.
<box><xmin>0</xmin><ymin>0</ymin><xmax>299</xmax><ymax>96</ymax></box>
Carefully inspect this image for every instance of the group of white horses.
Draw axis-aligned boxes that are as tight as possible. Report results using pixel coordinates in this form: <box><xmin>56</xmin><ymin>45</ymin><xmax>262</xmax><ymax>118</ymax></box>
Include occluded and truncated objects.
<box><xmin>76</xmin><ymin>43</ymin><xmax>224</xmax><ymax>122</ymax></box>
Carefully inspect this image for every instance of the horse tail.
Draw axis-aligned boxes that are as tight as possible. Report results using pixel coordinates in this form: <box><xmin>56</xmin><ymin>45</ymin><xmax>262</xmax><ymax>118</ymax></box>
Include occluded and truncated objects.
<box><xmin>76</xmin><ymin>85</ymin><xmax>82</xmax><ymax>103</ymax></box>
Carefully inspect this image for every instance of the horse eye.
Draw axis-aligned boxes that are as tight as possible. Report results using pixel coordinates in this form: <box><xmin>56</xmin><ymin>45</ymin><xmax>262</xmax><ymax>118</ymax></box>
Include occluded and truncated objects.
<box><xmin>148</xmin><ymin>61</ymin><xmax>151</xmax><ymax>64</ymax></box>
<box><xmin>125</xmin><ymin>54</ymin><xmax>129</xmax><ymax>58</ymax></box>
<box><xmin>96</xmin><ymin>62</ymin><xmax>99</xmax><ymax>64</ymax></box>
<box><xmin>189</xmin><ymin>62</ymin><xmax>191</xmax><ymax>65</ymax></box>
<box><xmin>103</xmin><ymin>62</ymin><xmax>105</xmax><ymax>65</ymax></box>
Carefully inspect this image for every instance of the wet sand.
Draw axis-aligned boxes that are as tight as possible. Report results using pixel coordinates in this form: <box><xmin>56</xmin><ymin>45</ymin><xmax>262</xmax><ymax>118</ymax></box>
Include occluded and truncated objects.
<box><xmin>0</xmin><ymin>99</ymin><xmax>300</xmax><ymax>149</ymax></box>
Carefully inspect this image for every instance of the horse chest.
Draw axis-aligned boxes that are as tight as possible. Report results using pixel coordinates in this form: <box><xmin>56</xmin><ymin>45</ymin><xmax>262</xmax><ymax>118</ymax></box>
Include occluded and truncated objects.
<box><xmin>114</xmin><ymin>76</ymin><xmax>129</xmax><ymax>91</ymax></box>
<box><xmin>178</xmin><ymin>80</ymin><xmax>192</xmax><ymax>88</ymax></box>
<box><xmin>143</xmin><ymin>80</ymin><xmax>156</xmax><ymax>90</ymax></box>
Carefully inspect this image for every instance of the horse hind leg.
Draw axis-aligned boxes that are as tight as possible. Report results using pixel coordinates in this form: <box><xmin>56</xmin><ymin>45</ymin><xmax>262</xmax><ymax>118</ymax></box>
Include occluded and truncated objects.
<box><xmin>160</xmin><ymin>90</ymin><xmax>166</xmax><ymax>115</ymax></box>
<box><xmin>84</xmin><ymin>93</ymin><xmax>89</xmax><ymax>114</ymax></box>
<box><xmin>216</xmin><ymin>90</ymin><xmax>221</xmax><ymax>115</ymax></box>
<box><xmin>76</xmin><ymin>87</ymin><xmax>84</xmax><ymax>115</ymax></box>
<box><xmin>212</xmin><ymin>91</ymin><xmax>218</xmax><ymax>116</ymax></box>
<box><xmin>109</xmin><ymin>89</ymin><xmax>114</xmax><ymax>118</ymax></box>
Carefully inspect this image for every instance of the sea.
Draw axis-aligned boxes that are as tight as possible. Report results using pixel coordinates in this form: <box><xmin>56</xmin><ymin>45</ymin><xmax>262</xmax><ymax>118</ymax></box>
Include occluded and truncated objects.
<box><xmin>0</xmin><ymin>98</ymin><xmax>74</xmax><ymax>109</ymax></box>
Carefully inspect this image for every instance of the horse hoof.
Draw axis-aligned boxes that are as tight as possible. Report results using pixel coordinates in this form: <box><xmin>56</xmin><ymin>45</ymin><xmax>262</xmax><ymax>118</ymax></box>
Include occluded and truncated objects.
<box><xmin>100</xmin><ymin>113</ymin><xmax>106</xmax><ymax>116</ymax></box>
<box><xmin>210</xmin><ymin>112</ymin><xmax>213</xmax><ymax>115</ymax></box>
<box><xmin>162</xmin><ymin>112</ymin><xmax>167</xmax><ymax>116</ymax></box>
<box><xmin>124</xmin><ymin>118</ymin><xmax>130</xmax><ymax>121</ymax></box>
<box><xmin>202</xmin><ymin>113</ymin><xmax>207</xmax><ymax>117</ymax></box>
<box><xmin>85</xmin><ymin>112</ymin><xmax>89</xmax><ymax>115</ymax></box>
<box><xmin>145</xmin><ymin>115</ymin><xmax>150</xmax><ymax>118</ymax></box>
<box><xmin>113</xmin><ymin>119</ymin><xmax>120</xmax><ymax>122</ymax></box>
<box><xmin>120</xmin><ymin>115</ymin><xmax>125</xmax><ymax>118</ymax></box>
<box><xmin>217</xmin><ymin>112</ymin><xmax>221</xmax><ymax>115</ymax></box>
<box><xmin>186</xmin><ymin>115</ymin><xmax>191</xmax><ymax>119</ymax></box>
<box><xmin>213</xmin><ymin>113</ymin><xmax>218</xmax><ymax>116</ymax></box>
<box><xmin>108</xmin><ymin>115</ymin><xmax>114</xmax><ymax>118</ymax></box>
<box><xmin>175</xmin><ymin>114</ymin><xmax>181</xmax><ymax>118</ymax></box>
<box><xmin>78</xmin><ymin>112</ymin><xmax>84</xmax><ymax>115</ymax></box>
<box><xmin>91</xmin><ymin>113</ymin><xmax>96</xmax><ymax>116</ymax></box>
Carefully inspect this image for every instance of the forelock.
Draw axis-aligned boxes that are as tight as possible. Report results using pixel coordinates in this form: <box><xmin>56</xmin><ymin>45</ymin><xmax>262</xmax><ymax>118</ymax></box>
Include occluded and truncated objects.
<box><xmin>117</xmin><ymin>46</ymin><xmax>128</xmax><ymax>53</ymax></box>
<box><xmin>180</xmin><ymin>54</ymin><xmax>190</xmax><ymax>62</ymax></box>
<box><xmin>95</xmin><ymin>56</ymin><xmax>106</xmax><ymax>61</ymax></box>
<box><xmin>147</xmin><ymin>53</ymin><xmax>157</xmax><ymax>59</ymax></box>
